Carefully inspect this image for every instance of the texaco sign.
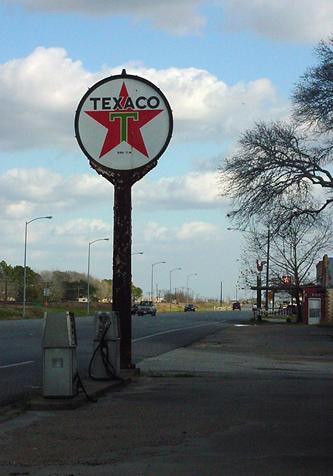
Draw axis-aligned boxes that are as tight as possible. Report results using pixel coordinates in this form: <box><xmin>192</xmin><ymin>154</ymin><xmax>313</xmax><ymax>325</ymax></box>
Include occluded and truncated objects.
<box><xmin>75</xmin><ymin>72</ymin><xmax>173</xmax><ymax>172</ymax></box>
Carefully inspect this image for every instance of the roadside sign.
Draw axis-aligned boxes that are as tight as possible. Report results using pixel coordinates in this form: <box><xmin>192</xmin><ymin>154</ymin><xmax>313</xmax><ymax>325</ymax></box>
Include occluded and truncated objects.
<box><xmin>74</xmin><ymin>70</ymin><xmax>173</xmax><ymax>368</ymax></box>
<box><xmin>75</xmin><ymin>72</ymin><xmax>173</xmax><ymax>172</ymax></box>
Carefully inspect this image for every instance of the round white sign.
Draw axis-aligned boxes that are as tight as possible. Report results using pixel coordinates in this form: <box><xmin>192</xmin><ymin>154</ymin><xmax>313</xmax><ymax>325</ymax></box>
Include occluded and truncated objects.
<box><xmin>75</xmin><ymin>72</ymin><xmax>173</xmax><ymax>171</ymax></box>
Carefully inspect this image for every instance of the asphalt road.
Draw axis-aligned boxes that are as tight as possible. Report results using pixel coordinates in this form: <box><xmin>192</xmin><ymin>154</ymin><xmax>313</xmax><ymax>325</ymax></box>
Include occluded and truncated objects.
<box><xmin>0</xmin><ymin>313</ymin><xmax>332</xmax><ymax>475</ymax></box>
<box><xmin>0</xmin><ymin>310</ymin><xmax>249</xmax><ymax>405</ymax></box>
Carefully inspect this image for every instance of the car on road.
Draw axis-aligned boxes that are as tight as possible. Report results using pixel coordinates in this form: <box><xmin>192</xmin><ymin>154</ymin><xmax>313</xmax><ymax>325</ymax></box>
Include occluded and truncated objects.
<box><xmin>184</xmin><ymin>303</ymin><xmax>196</xmax><ymax>312</ymax></box>
<box><xmin>232</xmin><ymin>301</ymin><xmax>241</xmax><ymax>310</ymax></box>
<box><xmin>136</xmin><ymin>300</ymin><xmax>157</xmax><ymax>316</ymax></box>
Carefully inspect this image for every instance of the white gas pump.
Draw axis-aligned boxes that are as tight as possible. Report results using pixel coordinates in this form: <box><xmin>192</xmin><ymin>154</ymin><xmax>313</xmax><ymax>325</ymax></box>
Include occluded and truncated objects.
<box><xmin>42</xmin><ymin>311</ymin><xmax>78</xmax><ymax>398</ymax></box>
<box><xmin>89</xmin><ymin>311</ymin><xmax>120</xmax><ymax>380</ymax></box>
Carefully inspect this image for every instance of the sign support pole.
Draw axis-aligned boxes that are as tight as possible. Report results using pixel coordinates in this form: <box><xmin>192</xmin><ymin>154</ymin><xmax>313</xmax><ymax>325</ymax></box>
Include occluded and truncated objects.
<box><xmin>94</xmin><ymin>162</ymin><xmax>157</xmax><ymax>369</ymax></box>
<box><xmin>113</xmin><ymin>177</ymin><xmax>132</xmax><ymax>368</ymax></box>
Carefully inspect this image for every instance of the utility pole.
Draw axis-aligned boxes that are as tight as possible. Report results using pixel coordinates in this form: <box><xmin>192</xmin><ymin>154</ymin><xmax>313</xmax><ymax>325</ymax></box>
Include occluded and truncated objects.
<box><xmin>257</xmin><ymin>272</ymin><xmax>262</xmax><ymax>309</ymax></box>
<box><xmin>265</xmin><ymin>226</ymin><xmax>271</xmax><ymax>311</ymax></box>
<box><xmin>220</xmin><ymin>281</ymin><xmax>223</xmax><ymax>306</ymax></box>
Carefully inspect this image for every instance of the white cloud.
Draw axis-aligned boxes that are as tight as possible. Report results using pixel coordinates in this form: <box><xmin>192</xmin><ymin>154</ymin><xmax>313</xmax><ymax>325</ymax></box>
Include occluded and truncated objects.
<box><xmin>134</xmin><ymin>170</ymin><xmax>222</xmax><ymax>210</ymax></box>
<box><xmin>5</xmin><ymin>0</ymin><xmax>205</xmax><ymax>36</ymax></box>
<box><xmin>4</xmin><ymin>201</ymin><xmax>35</xmax><ymax>220</ymax></box>
<box><xmin>4</xmin><ymin>0</ymin><xmax>333</xmax><ymax>41</ymax></box>
<box><xmin>55</xmin><ymin>218</ymin><xmax>110</xmax><ymax>237</ymax></box>
<box><xmin>0</xmin><ymin>47</ymin><xmax>286</xmax><ymax>151</ymax></box>
<box><xmin>53</xmin><ymin>218</ymin><xmax>112</xmax><ymax>252</ymax></box>
<box><xmin>126</xmin><ymin>65</ymin><xmax>284</xmax><ymax>142</ymax></box>
<box><xmin>142</xmin><ymin>220</ymin><xmax>220</xmax><ymax>243</ymax></box>
<box><xmin>0</xmin><ymin>47</ymin><xmax>95</xmax><ymax>150</ymax></box>
<box><xmin>0</xmin><ymin>168</ymin><xmax>226</xmax><ymax>218</ymax></box>
<box><xmin>143</xmin><ymin>222</ymin><xmax>169</xmax><ymax>242</ymax></box>
<box><xmin>0</xmin><ymin>168</ymin><xmax>111</xmax><ymax>218</ymax></box>
<box><xmin>0</xmin><ymin>211</ymin><xmax>112</xmax><ymax>266</ymax></box>
<box><xmin>0</xmin><ymin>165</ymin><xmax>232</xmax><ymax>293</ymax></box>
<box><xmin>0</xmin><ymin>168</ymin><xmax>63</xmax><ymax>203</ymax></box>
<box><xmin>177</xmin><ymin>221</ymin><xmax>219</xmax><ymax>240</ymax></box>
<box><xmin>222</xmin><ymin>0</ymin><xmax>333</xmax><ymax>43</ymax></box>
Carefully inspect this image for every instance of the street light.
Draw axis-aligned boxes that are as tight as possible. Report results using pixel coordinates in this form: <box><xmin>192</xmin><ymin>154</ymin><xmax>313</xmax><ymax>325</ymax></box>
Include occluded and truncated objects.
<box><xmin>186</xmin><ymin>273</ymin><xmax>198</xmax><ymax>305</ymax></box>
<box><xmin>151</xmin><ymin>261</ymin><xmax>166</xmax><ymax>302</ymax></box>
<box><xmin>23</xmin><ymin>215</ymin><xmax>53</xmax><ymax>318</ymax></box>
<box><xmin>87</xmin><ymin>237</ymin><xmax>109</xmax><ymax>315</ymax></box>
<box><xmin>169</xmin><ymin>267</ymin><xmax>182</xmax><ymax>311</ymax></box>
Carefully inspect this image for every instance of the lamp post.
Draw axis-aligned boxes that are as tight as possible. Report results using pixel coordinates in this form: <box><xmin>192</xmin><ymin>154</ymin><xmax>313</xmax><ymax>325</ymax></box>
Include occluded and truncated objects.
<box><xmin>169</xmin><ymin>267</ymin><xmax>181</xmax><ymax>311</ymax></box>
<box><xmin>186</xmin><ymin>273</ymin><xmax>198</xmax><ymax>305</ymax></box>
<box><xmin>151</xmin><ymin>261</ymin><xmax>166</xmax><ymax>302</ymax></box>
<box><xmin>87</xmin><ymin>237</ymin><xmax>109</xmax><ymax>315</ymax></box>
<box><xmin>23</xmin><ymin>215</ymin><xmax>53</xmax><ymax>318</ymax></box>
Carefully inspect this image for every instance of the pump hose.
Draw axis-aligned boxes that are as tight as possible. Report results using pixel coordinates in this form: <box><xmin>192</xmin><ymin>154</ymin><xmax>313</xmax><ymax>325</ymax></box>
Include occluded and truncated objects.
<box><xmin>74</xmin><ymin>372</ymin><xmax>97</xmax><ymax>403</ymax></box>
<box><xmin>88</xmin><ymin>322</ymin><xmax>124</xmax><ymax>382</ymax></box>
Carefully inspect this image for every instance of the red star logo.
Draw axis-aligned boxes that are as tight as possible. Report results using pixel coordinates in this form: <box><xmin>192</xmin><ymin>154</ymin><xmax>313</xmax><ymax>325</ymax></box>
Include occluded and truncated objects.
<box><xmin>85</xmin><ymin>82</ymin><xmax>163</xmax><ymax>158</ymax></box>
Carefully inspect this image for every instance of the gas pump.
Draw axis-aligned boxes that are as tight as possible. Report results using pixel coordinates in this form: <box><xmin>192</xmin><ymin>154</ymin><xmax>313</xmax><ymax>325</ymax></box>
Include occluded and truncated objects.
<box><xmin>42</xmin><ymin>311</ymin><xmax>78</xmax><ymax>398</ymax></box>
<box><xmin>89</xmin><ymin>311</ymin><xmax>120</xmax><ymax>380</ymax></box>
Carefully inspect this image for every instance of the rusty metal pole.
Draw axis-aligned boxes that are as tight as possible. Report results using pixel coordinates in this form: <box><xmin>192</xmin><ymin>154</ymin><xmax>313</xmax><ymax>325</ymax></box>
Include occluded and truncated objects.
<box><xmin>113</xmin><ymin>177</ymin><xmax>133</xmax><ymax>368</ymax></box>
<box><xmin>95</xmin><ymin>163</ymin><xmax>157</xmax><ymax>370</ymax></box>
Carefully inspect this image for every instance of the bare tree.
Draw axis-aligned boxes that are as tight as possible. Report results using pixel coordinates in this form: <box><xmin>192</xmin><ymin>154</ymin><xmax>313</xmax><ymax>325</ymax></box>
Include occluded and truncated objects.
<box><xmin>293</xmin><ymin>38</ymin><xmax>333</xmax><ymax>135</ymax></box>
<box><xmin>238</xmin><ymin>216</ymin><xmax>332</xmax><ymax>322</ymax></box>
<box><xmin>221</xmin><ymin>37</ymin><xmax>333</xmax><ymax>227</ymax></box>
<box><xmin>222</xmin><ymin>121</ymin><xmax>333</xmax><ymax>227</ymax></box>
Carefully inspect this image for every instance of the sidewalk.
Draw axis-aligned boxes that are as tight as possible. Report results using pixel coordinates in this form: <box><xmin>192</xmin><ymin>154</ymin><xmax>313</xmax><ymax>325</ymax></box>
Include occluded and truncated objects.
<box><xmin>0</xmin><ymin>321</ymin><xmax>332</xmax><ymax>475</ymax></box>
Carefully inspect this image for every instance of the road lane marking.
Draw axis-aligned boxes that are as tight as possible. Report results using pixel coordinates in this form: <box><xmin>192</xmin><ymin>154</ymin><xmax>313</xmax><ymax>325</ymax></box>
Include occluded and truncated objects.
<box><xmin>133</xmin><ymin>323</ymin><xmax>221</xmax><ymax>343</ymax></box>
<box><xmin>0</xmin><ymin>360</ymin><xmax>34</xmax><ymax>369</ymax></box>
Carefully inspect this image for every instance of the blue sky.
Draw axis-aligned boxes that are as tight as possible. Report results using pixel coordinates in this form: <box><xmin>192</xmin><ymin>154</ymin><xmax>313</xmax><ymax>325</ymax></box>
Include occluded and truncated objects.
<box><xmin>0</xmin><ymin>0</ymin><xmax>332</xmax><ymax>300</ymax></box>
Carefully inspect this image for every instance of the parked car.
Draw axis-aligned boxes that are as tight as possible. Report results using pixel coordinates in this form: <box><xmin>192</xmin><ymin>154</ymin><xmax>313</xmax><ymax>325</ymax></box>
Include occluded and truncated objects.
<box><xmin>184</xmin><ymin>303</ymin><xmax>196</xmax><ymax>312</ymax></box>
<box><xmin>232</xmin><ymin>301</ymin><xmax>241</xmax><ymax>310</ymax></box>
<box><xmin>131</xmin><ymin>304</ymin><xmax>139</xmax><ymax>315</ymax></box>
<box><xmin>136</xmin><ymin>300</ymin><xmax>157</xmax><ymax>316</ymax></box>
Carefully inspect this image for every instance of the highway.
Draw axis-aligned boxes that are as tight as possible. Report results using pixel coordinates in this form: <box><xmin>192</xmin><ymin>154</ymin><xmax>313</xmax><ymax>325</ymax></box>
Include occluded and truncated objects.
<box><xmin>0</xmin><ymin>310</ymin><xmax>250</xmax><ymax>405</ymax></box>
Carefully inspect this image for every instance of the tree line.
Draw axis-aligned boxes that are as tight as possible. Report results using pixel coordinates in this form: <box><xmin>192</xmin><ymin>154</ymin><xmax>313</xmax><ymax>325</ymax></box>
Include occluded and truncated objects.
<box><xmin>0</xmin><ymin>260</ymin><xmax>142</xmax><ymax>303</ymax></box>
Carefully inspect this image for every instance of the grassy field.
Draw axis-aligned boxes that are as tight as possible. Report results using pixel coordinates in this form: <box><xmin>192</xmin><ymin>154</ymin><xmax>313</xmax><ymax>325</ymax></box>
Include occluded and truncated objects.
<box><xmin>0</xmin><ymin>302</ymin><xmax>113</xmax><ymax>320</ymax></box>
<box><xmin>157</xmin><ymin>302</ymin><xmax>230</xmax><ymax>313</ymax></box>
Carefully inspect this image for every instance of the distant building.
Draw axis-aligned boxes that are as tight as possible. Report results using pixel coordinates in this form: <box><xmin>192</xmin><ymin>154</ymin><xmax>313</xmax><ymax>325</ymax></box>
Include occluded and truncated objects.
<box><xmin>316</xmin><ymin>254</ymin><xmax>332</xmax><ymax>287</ymax></box>
<box><xmin>310</xmin><ymin>254</ymin><xmax>333</xmax><ymax>324</ymax></box>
